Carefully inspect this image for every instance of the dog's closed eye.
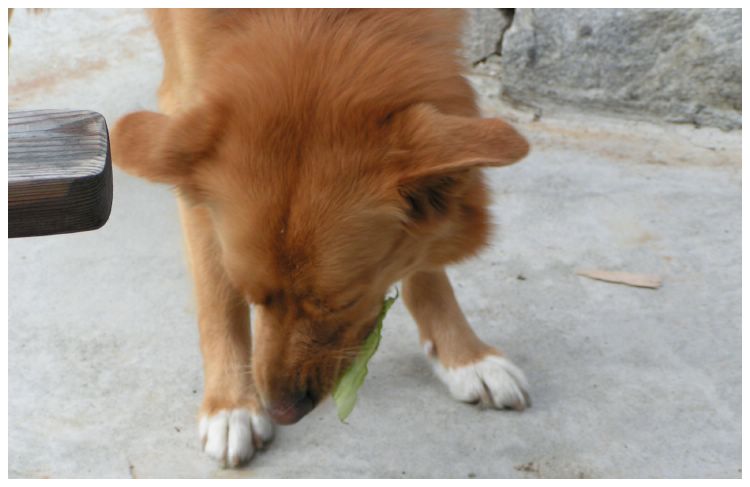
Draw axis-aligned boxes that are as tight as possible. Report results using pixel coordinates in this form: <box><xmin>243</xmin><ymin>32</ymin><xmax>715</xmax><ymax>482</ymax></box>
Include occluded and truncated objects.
<box><xmin>334</xmin><ymin>295</ymin><xmax>361</xmax><ymax>312</ymax></box>
<box><xmin>303</xmin><ymin>293</ymin><xmax>362</xmax><ymax>316</ymax></box>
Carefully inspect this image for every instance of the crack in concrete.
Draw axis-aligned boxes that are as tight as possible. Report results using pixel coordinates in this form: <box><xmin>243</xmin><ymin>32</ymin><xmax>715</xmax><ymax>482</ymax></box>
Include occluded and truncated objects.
<box><xmin>496</xmin><ymin>8</ymin><xmax>516</xmax><ymax>57</ymax></box>
<box><xmin>472</xmin><ymin>8</ymin><xmax>516</xmax><ymax>67</ymax></box>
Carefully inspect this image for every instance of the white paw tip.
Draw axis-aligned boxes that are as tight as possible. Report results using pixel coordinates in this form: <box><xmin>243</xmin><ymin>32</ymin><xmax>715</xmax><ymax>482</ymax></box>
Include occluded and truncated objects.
<box><xmin>250</xmin><ymin>412</ymin><xmax>274</xmax><ymax>445</ymax></box>
<box><xmin>429</xmin><ymin>353</ymin><xmax>531</xmax><ymax>411</ymax></box>
<box><xmin>199</xmin><ymin>408</ymin><xmax>274</xmax><ymax>467</ymax></box>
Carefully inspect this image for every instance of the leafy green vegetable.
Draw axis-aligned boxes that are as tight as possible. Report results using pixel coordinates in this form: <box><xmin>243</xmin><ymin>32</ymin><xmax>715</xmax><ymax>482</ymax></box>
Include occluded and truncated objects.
<box><xmin>332</xmin><ymin>289</ymin><xmax>399</xmax><ymax>423</ymax></box>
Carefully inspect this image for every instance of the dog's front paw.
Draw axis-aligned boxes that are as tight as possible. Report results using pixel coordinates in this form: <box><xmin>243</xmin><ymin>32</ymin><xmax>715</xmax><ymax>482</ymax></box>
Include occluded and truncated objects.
<box><xmin>199</xmin><ymin>407</ymin><xmax>274</xmax><ymax>467</ymax></box>
<box><xmin>424</xmin><ymin>342</ymin><xmax>531</xmax><ymax>411</ymax></box>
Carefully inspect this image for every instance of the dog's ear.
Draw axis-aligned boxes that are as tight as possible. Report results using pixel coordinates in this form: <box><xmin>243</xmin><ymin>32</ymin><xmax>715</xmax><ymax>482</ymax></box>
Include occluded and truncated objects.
<box><xmin>392</xmin><ymin>103</ymin><xmax>529</xmax><ymax>184</ymax></box>
<box><xmin>111</xmin><ymin>104</ymin><xmax>223</xmax><ymax>185</ymax></box>
<box><xmin>390</xmin><ymin>104</ymin><xmax>529</xmax><ymax>221</ymax></box>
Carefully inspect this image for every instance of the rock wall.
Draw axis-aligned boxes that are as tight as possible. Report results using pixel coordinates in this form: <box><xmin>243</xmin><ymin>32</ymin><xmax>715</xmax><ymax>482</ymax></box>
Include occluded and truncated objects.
<box><xmin>465</xmin><ymin>9</ymin><xmax>742</xmax><ymax>130</ymax></box>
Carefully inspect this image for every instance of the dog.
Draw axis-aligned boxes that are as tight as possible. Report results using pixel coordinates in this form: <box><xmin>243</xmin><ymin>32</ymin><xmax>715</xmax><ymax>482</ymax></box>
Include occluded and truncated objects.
<box><xmin>112</xmin><ymin>8</ymin><xmax>530</xmax><ymax>467</ymax></box>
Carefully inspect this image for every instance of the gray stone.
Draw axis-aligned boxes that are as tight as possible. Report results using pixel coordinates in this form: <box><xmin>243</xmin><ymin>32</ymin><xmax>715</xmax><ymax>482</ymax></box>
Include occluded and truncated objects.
<box><xmin>461</xmin><ymin>8</ymin><xmax>510</xmax><ymax>65</ymax></box>
<box><xmin>499</xmin><ymin>9</ymin><xmax>741</xmax><ymax>130</ymax></box>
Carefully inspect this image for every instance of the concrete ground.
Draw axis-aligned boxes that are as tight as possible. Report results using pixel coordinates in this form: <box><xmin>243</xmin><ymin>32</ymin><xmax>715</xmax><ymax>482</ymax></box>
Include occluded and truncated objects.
<box><xmin>8</xmin><ymin>9</ymin><xmax>741</xmax><ymax>479</ymax></box>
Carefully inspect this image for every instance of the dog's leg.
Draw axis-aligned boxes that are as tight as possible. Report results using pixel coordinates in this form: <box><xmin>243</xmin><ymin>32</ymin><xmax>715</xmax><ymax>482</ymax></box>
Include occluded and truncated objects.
<box><xmin>403</xmin><ymin>268</ymin><xmax>530</xmax><ymax>410</ymax></box>
<box><xmin>178</xmin><ymin>197</ymin><xmax>274</xmax><ymax>467</ymax></box>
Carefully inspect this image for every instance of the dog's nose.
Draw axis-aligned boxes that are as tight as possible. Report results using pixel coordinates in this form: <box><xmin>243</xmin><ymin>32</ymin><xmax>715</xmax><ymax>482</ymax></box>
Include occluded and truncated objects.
<box><xmin>267</xmin><ymin>391</ymin><xmax>315</xmax><ymax>425</ymax></box>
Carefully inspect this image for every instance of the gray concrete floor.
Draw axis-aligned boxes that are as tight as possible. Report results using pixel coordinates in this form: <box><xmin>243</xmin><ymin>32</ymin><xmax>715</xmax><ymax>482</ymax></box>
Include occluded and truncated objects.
<box><xmin>8</xmin><ymin>9</ymin><xmax>741</xmax><ymax>478</ymax></box>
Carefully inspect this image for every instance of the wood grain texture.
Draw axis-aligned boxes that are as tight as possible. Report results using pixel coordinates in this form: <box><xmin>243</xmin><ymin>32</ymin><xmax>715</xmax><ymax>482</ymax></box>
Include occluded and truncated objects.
<box><xmin>8</xmin><ymin>110</ymin><xmax>113</xmax><ymax>238</ymax></box>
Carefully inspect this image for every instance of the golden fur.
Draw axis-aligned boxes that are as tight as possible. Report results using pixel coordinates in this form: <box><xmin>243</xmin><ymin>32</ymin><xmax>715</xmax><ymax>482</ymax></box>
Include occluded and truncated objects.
<box><xmin>112</xmin><ymin>8</ymin><xmax>528</xmax><ymax>433</ymax></box>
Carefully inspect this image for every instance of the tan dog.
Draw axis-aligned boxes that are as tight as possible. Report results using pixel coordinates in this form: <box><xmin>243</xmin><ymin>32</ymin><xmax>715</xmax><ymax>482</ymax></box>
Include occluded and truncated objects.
<box><xmin>112</xmin><ymin>8</ymin><xmax>530</xmax><ymax>467</ymax></box>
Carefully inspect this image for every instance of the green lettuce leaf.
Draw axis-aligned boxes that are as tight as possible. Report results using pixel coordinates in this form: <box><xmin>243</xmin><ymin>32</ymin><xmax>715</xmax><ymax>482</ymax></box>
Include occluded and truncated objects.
<box><xmin>332</xmin><ymin>289</ymin><xmax>399</xmax><ymax>423</ymax></box>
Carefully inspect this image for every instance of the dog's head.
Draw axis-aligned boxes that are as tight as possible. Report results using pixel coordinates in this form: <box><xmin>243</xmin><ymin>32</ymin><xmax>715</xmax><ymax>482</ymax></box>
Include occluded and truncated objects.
<box><xmin>113</xmin><ymin>99</ymin><xmax>527</xmax><ymax>422</ymax></box>
<box><xmin>112</xmin><ymin>14</ymin><xmax>528</xmax><ymax>423</ymax></box>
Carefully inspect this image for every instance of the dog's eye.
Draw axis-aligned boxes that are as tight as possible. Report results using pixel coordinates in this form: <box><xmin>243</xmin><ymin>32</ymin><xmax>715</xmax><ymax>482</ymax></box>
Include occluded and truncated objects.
<box><xmin>337</xmin><ymin>296</ymin><xmax>361</xmax><ymax>312</ymax></box>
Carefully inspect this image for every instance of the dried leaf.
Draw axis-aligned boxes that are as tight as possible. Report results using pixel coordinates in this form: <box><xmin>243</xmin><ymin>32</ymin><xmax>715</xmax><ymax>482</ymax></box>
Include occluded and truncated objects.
<box><xmin>576</xmin><ymin>269</ymin><xmax>661</xmax><ymax>289</ymax></box>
